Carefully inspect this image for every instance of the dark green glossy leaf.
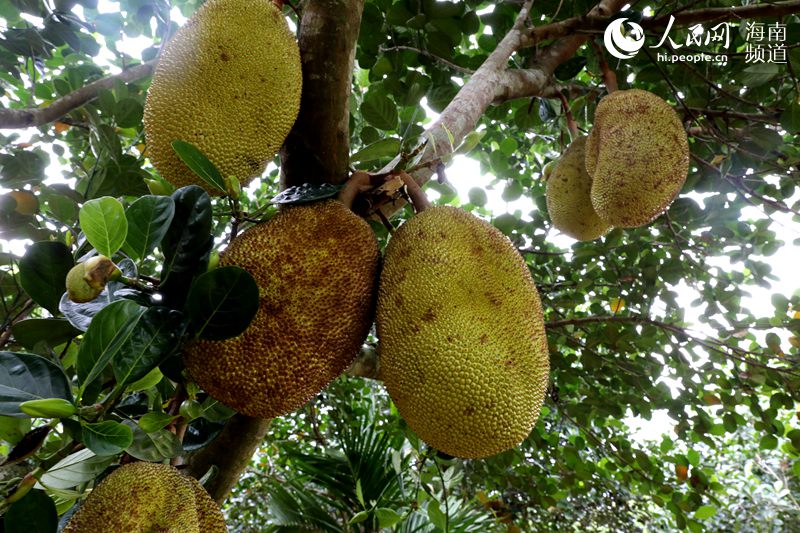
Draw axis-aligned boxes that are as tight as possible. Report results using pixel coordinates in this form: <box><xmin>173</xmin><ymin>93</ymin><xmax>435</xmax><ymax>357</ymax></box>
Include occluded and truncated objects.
<box><xmin>0</xmin><ymin>352</ymin><xmax>72</xmax><ymax>417</ymax></box>
<box><xmin>350</xmin><ymin>138</ymin><xmax>401</xmax><ymax>164</ymax></box>
<box><xmin>159</xmin><ymin>186</ymin><xmax>213</xmax><ymax>308</ymax></box>
<box><xmin>111</xmin><ymin>306</ymin><xmax>185</xmax><ymax>388</ymax></box>
<box><xmin>171</xmin><ymin>140</ymin><xmax>226</xmax><ymax>193</ymax></box>
<box><xmin>4</xmin><ymin>489</ymin><xmax>57</xmax><ymax>533</ymax></box>
<box><xmin>11</xmin><ymin>318</ymin><xmax>80</xmax><ymax>350</ymax></box>
<box><xmin>187</xmin><ymin>266</ymin><xmax>259</xmax><ymax>340</ymax></box>
<box><xmin>124</xmin><ymin>422</ymin><xmax>182</xmax><ymax>461</ymax></box>
<box><xmin>361</xmin><ymin>91</ymin><xmax>398</xmax><ymax>131</ymax></box>
<box><xmin>18</xmin><ymin>241</ymin><xmax>73</xmax><ymax>314</ymax></box>
<box><xmin>122</xmin><ymin>195</ymin><xmax>175</xmax><ymax>261</ymax></box>
<box><xmin>76</xmin><ymin>299</ymin><xmax>146</xmax><ymax>398</ymax></box>
<box><xmin>271</xmin><ymin>183</ymin><xmax>343</xmax><ymax>205</ymax></box>
<box><xmin>81</xmin><ymin>420</ymin><xmax>133</xmax><ymax>456</ymax></box>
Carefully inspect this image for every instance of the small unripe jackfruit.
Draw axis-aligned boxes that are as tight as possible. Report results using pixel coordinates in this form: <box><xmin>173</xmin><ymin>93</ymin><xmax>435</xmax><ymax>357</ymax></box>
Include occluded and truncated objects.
<box><xmin>545</xmin><ymin>136</ymin><xmax>611</xmax><ymax>241</ymax></box>
<box><xmin>377</xmin><ymin>206</ymin><xmax>550</xmax><ymax>459</ymax></box>
<box><xmin>144</xmin><ymin>0</ymin><xmax>301</xmax><ymax>193</ymax></box>
<box><xmin>586</xmin><ymin>89</ymin><xmax>689</xmax><ymax>227</ymax></box>
<box><xmin>65</xmin><ymin>256</ymin><xmax>121</xmax><ymax>303</ymax></box>
<box><xmin>62</xmin><ymin>462</ymin><xmax>226</xmax><ymax>533</ymax></box>
<box><xmin>184</xmin><ymin>200</ymin><xmax>380</xmax><ymax>418</ymax></box>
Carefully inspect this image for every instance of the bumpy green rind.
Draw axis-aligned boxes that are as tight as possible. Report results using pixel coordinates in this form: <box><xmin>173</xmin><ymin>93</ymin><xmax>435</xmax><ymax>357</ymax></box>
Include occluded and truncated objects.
<box><xmin>377</xmin><ymin>206</ymin><xmax>550</xmax><ymax>459</ymax></box>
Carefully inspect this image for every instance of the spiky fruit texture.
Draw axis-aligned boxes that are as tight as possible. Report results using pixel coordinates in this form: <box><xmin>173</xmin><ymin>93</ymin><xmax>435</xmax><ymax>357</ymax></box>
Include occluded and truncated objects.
<box><xmin>62</xmin><ymin>462</ymin><xmax>226</xmax><ymax>533</ymax></box>
<box><xmin>184</xmin><ymin>200</ymin><xmax>379</xmax><ymax>418</ymax></box>
<box><xmin>586</xmin><ymin>89</ymin><xmax>689</xmax><ymax>228</ymax></box>
<box><xmin>377</xmin><ymin>207</ymin><xmax>550</xmax><ymax>458</ymax></box>
<box><xmin>143</xmin><ymin>0</ymin><xmax>301</xmax><ymax>193</ymax></box>
<box><xmin>545</xmin><ymin>136</ymin><xmax>611</xmax><ymax>241</ymax></box>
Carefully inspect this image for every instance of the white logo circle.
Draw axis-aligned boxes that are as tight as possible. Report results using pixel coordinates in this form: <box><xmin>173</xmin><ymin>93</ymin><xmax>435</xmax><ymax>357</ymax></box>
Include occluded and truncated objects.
<box><xmin>604</xmin><ymin>18</ymin><xmax>645</xmax><ymax>60</ymax></box>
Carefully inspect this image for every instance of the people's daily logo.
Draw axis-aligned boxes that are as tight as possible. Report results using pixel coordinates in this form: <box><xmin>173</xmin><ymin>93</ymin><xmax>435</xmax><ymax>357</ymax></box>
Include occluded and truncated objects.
<box><xmin>604</xmin><ymin>18</ymin><xmax>645</xmax><ymax>59</ymax></box>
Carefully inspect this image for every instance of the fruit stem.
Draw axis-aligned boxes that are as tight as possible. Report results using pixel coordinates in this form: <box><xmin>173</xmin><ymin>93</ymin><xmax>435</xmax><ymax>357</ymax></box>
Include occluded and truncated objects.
<box><xmin>398</xmin><ymin>172</ymin><xmax>432</xmax><ymax>213</ymax></box>
<box><xmin>557</xmin><ymin>92</ymin><xmax>580</xmax><ymax>140</ymax></box>
<box><xmin>338</xmin><ymin>171</ymin><xmax>373</xmax><ymax>210</ymax></box>
<box><xmin>590</xmin><ymin>39</ymin><xmax>618</xmax><ymax>93</ymax></box>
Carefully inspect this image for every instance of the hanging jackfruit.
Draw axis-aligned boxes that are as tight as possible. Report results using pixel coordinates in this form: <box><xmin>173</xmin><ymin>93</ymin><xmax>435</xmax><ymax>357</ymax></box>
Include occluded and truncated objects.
<box><xmin>376</xmin><ymin>206</ymin><xmax>550</xmax><ymax>459</ymax></box>
<box><xmin>184</xmin><ymin>200</ymin><xmax>380</xmax><ymax>418</ymax></box>
<box><xmin>586</xmin><ymin>89</ymin><xmax>689</xmax><ymax>227</ymax></box>
<box><xmin>144</xmin><ymin>0</ymin><xmax>302</xmax><ymax>192</ymax></box>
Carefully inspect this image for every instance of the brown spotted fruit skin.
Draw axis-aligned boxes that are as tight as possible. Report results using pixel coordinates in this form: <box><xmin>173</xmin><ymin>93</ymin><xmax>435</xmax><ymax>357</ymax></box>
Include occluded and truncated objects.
<box><xmin>184</xmin><ymin>200</ymin><xmax>380</xmax><ymax>418</ymax></box>
<box><xmin>62</xmin><ymin>462</ymin><xmax>226</xmax><ymax>533</ymax></box>
<box><xmin>376</xmin><ymin>206</ymin><xmax>550</xmax><ymax>459</ymax></box>
<box><xmin>586</xmin><ymin>89</ymin><xmax>689</xmax><ymax>228</ymax></box>
<box><xmin>143</xmin><ymin>0</ymin><xmax>301</xmax><ymax>193</ymax></box>
<box><xmin>545</xmin><ymin>136</ymin><xmax>611</xmax><ymax>241</ymax></box>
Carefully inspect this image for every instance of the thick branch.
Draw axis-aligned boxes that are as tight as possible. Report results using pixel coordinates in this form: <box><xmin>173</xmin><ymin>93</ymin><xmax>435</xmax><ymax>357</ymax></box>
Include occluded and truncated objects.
<box><xmin>0</xmin><ymin>62</ymin><xmax>155</xmax><ymax>129</ymax></box>
<box><xmin>522</xmin><ymin>0</ymin><xmax>800</xmax><ymax>47</ymax></box>
<box><xmin>279</xmin><ymin>0</ymin><xmax>365</xmax><ymax>187</ymax></box>
<box><xmin>186</xmin><ymin>415</ymin><xmax>272</xmax><ymax>503</ymax></box>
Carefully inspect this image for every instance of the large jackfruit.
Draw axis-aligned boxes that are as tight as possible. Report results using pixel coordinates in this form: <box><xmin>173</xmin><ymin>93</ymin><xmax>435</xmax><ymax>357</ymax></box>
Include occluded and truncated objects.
<box><xmin>545</xmin><ymin>136</ymin><xmax>611</xmax><ymax>241</ymax></box>
<box><xmin>586</xmin><ymin>89</ymin><xmax>689</xmax><ymax>227</ymax></box>
<box><xmin>143</xmin><ymin>0</ymin><xmax>301</xmax><ymax>192</ymax></box>
<box><xmin>184</xmin><ymin>200</ymin><xmax>379</xmax><ymax>418</ymax></box>
<box><xmin>376</xmin><ymin>207</ymin><xmax>550</xmax><ymax>459</ymax></box>
<box><xmin>62</xmin><ymin>462</ymin><xmax>226</xmax><ymax>533</ymax></box>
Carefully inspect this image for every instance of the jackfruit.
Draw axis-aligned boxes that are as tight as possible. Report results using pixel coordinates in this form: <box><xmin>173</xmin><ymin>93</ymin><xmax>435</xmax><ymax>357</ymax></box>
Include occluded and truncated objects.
<box><xmin>62</xmin><ymin>462</ymin><xmax>226</xmax><ymax>533</ymax></box>
<box><xmin>586</xmin><ymin>89</ymin><xmax>689</xmax><ymax>227</ymax></box>
<box><xmin>143</xmin><ymin>0</ymin><xmax>301</xmax><ymax>192</ymax></box>
<box><xmin>545</xmin><ymin>136</ymin><xmax>611</xmax><ymax>241</ymax></box>
<box><xmin>376</xmin><ymin>206</ymin><xmax>550</xmax><ymax>458</ymax></box>
<box><xmin>184</xmin><ymin>200</ymin><xmax>379</xmax><ymax>418</ymax></box>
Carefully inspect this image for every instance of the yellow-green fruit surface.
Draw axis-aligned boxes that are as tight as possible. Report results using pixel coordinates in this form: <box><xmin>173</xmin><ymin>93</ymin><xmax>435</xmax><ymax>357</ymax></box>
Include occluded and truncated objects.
<box><xmin>586</xmin><ymin>89</ymin><xmax>689</xmax><ymax>227</ymax></box>
<box><xmin>143</xmin><ymin>0</ymin><xmax>301</xmax><ymax>193</ymax></box>
<box><xmin>377</xmin><ymin>206</ymin><xmax>550</xmax><ymax>459</ymax></box>
<box><xmin>184</xmin><ymin>200</ymin><xmax>380</xmax><ymax>418</ymax></box>
<box><xmin>545</xmin><ymin>136</ymin><xmax>611</xmax><ymax>241</ymax></box>
<box><xmin>62</xmin><ymin>462</ymin><xmax>226</xmax><ymax>533</ymax></box>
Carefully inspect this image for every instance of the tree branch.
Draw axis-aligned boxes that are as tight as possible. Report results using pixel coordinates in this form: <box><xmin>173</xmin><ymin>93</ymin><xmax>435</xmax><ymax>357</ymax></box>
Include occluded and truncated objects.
<box><xmin>279</xmin><ymin>0</ymin><xmax>365</xmax><ymax>187</ymax></box>
<box><xmin>521</xmin><ymin>0</ymin><xmax>800</xmax><ymax>47</ymax></box>
<box><xmin>0</xmin><ymin>62</ymin><xmax>155</xmax><ymax>129</ymax></box>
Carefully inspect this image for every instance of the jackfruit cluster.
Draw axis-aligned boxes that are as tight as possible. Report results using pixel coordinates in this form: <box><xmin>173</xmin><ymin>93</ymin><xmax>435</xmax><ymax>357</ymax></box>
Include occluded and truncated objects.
<box><xmin>184</xmin><ymin>200</ymin><xmax>380</xmax><ymax>418</ymax></box>
<box><xmin>143</xmin><ymin>0</ymin><xmax>301</xmax><ymax>192</ymax></box>
<box><xmin>545</xmin><ymin>136</ymin><xmax>611</xmax><ymax>241</ymax></box>
<box><xmin>62</xmin><ymin>462</ymin><xmax>226</xmax><ymax>533</ymax></box>
<box><xmin>586</xmin><ymin>89</ymin><xmax>689</xmax><ymax>227</ymax></box>
<box><xmin>376</xmin><ymin>206</ymin><xmax>550</xmax><ymax>459</ymax></box>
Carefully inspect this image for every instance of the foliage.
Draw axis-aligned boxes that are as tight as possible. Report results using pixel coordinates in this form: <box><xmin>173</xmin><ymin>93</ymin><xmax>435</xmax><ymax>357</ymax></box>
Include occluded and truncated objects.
<box><xmin>0</xmin><ymin>0</ymin><xmax>798</xmax><ymax>532</ymax></box>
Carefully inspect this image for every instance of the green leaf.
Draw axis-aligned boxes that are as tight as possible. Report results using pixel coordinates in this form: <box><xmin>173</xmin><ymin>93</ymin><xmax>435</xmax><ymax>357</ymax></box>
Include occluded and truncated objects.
<box><xmin>759</xmin><ymin>434</ymin><xmax>778</xmax><ymax>450</ymax></box>
<box><xmin>427</xmin><ymin>500</ymin><xmax>446</xmax><ymax>530</ymax></box>
<box><xmin>468</xmin><ymin>187</ymin><xmax>487</xmax><ymax>206</ymax></box>
<box><xmin>76</xmin><ymin>299</ymin><xmax>147</xmax><ymax>399</ymax></box>
<box><xmin>694</xmin><ymin>505</ymin><xmax>717</xmax><ymax>520</ymax></box>
<box><xmin>687</xmin><ymin>449</ymin><xmax>700</xmax><ymax>466</ymax></box>
<box><xmin>124</xmin><ymin>423</ymin><xmax>182</xmax><ymax>461</ymax></box>
<box><xmin>111</xmin><ymin>306</ymin><xmax>185</xmax><ymax>389</ymax></box>
<box><xmin>81</xmin><ymin>420</ymin><xmax>133</xmax><ymax>456</ymax></box>
<box><xmin>38</xmin><ymin>449</ymin><xmax>115</xmax><ymax>490</ymax></box>
<box><xmin>186</xmin><ymin>266</ymin><xmax>259</xmax><ymax>340</ymax></box>
<box><xmin>159</xmin><ymin>186</ymin><xmax>213</xmax><ymax>308</ymax></box>
<box><xmin>350</xmin><ymin>138</ymin><xmax>401</xmax><ymax>164</ymax></box>
<box><xmin>113</xmin><ymin>97</ymin><xmax>143</xmax><ymax>128</ymax></box>
<box><xmin>4</xmin><ymin>489</ymin><xmax>57</xmax><ymax>533</ymax></box>
<box><xmin>122</xmin><ymin>195</ymin><xmax>175</xmax><ymax>261</ymax></box>
<box><xmin>11</xmin><ymin>318</ymin><xmax>79</xmax><ymax>350</ymax></box>
<box><xmin>138</xmin><ymin>412</ymin><xmax>178</xmax><ymax>433</ymax></box>
<box><xmin>19</xmin><ymin>241</ymin><xmax>73</xmax><ymax>314</ymax></box>
<box><xmin>740</xmin><ymin>63</ymin><xmax>780</xmax><ymax>87</ymax></box>
<box><xmin>355</xmin><ymin>478</ymin><xmax>365</xmax><ymax>507</ymax></box>
<box><xmin>361</xmin><ymin>91</ymin><xmax>398</xmax><ymax>131</ymax></box>
<box><xmin>780</xmin><ymin>100</ymin><xmax>800</xmax><ymax>134</ymax></box>
<box><xmin>0</xmin><ymin>417</ymin><xmax>31</xmax><ymax>445</ymax></box>
<box><xmin>79</xmin><ymin>196</ymin><xmax>128</xmax><ymax>257</ymax></box>
<box><xmin>0</xmin><ymin>352</ymin><xmax>73</xmax><ymax>417</ymax></box>
<box><xmin>171</xmin><ymin>140</ymin><xmax>226</xmax><ymax>193</ymax></box>
<box><xmin>348</xmin><ymin>510</ymin><xmax>369</xmax><ymax>524</ymax></box>
<box><xmin>375</xmin><ymin>507</ymin><xmax>403</xmax><ymax>528</ymax></box>
<box><xmin>19</xmin><ymin>398</ymin><xmax>76</xmax><ymax>418</ymax></box>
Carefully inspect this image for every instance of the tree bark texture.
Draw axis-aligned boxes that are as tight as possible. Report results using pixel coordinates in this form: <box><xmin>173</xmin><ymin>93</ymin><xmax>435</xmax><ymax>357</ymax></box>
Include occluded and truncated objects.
<box><xmin>280</xmin><ymin>0</ymin><xmax>366</xmax><ymax>187</ymax></box>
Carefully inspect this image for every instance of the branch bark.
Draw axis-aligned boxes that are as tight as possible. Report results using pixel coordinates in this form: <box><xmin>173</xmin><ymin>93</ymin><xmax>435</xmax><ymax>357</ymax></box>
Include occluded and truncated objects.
<box><xmin>279</xmin><ymin>0</ymin><xmax>365</xmax><ymax>187</ymax></box>
<box><xmin>0</xmin><ymin>62</ymin><xmax>155</xmax><ymax>129</ymax></box>
<box><xmin>186</xmin><ymin>415</ymin><xmax>272</xmax><ymax>503</ymax></box>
